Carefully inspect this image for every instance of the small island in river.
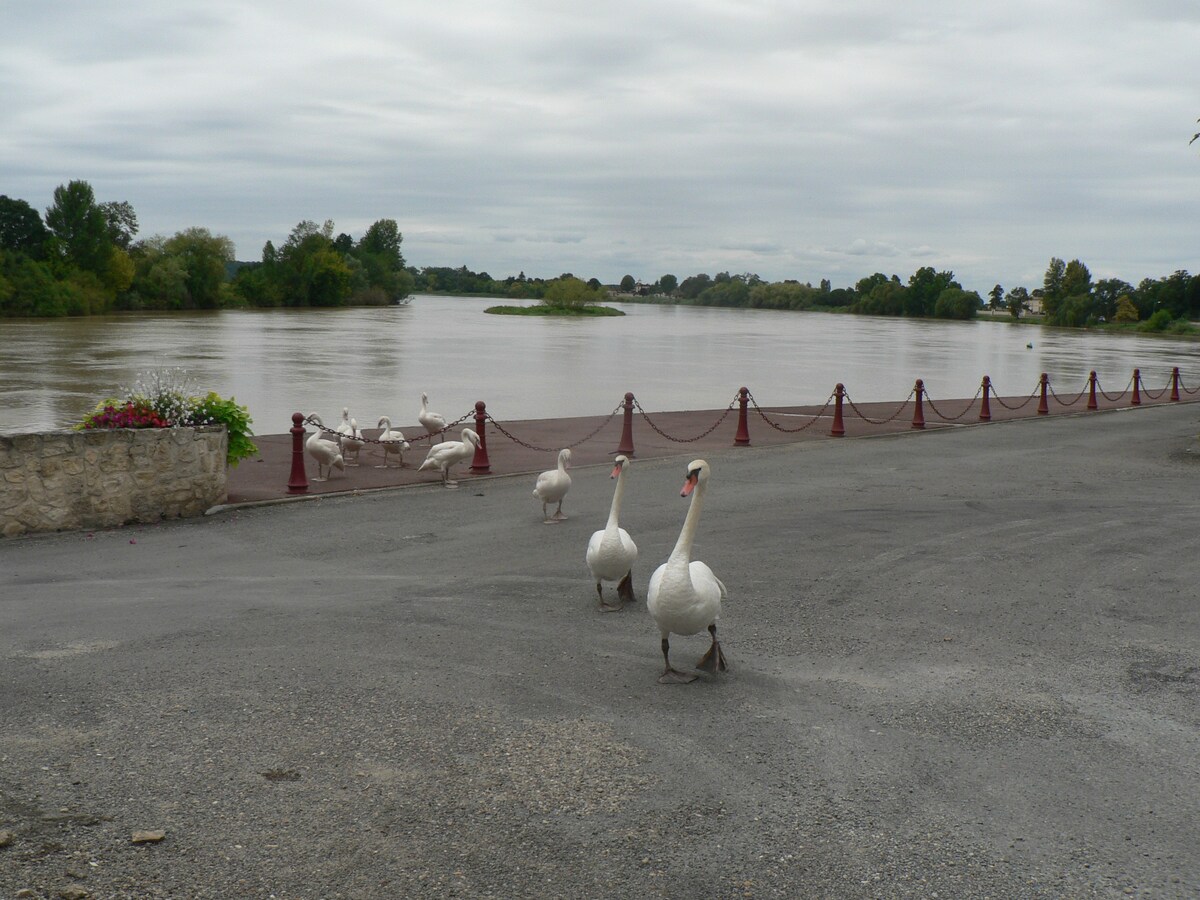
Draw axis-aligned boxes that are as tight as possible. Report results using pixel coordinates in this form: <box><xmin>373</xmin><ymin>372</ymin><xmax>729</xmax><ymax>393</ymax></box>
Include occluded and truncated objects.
<box><xmin>484</xmin><ymin>304</ymin><xmax>624</xmax><ymax>317</ymax></box>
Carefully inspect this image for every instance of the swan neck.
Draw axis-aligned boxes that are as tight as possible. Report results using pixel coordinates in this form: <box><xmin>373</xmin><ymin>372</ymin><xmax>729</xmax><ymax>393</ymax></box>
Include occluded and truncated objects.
<box><xmin>606</xmin><ymin>467</ymin><xmax>626</xmax><ymax>529</ymax></box>
<box><xmin>670</xmin><ymin>479</ymin><xmax>706</xmax><ymax>561</ymax></box>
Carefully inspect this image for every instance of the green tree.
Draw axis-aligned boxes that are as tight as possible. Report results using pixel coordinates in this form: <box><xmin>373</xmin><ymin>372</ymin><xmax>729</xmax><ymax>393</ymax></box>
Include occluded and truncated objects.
<box><xmin>98</xmin><ymin>200</ymin><xmax>138</xmax><ymax>250</ymax></box>
<box><xmin>659</xmin><ymin>274</ymin><xmax>678</xmax><ymax>294</ymax></box>
<box><xmin>988</xmin><ymin>284</ymin><xmax>1004</xmax><ymax>311</ymax></box>
<box><xmin>1042</xmin><ymin>257</ymin><xmax>1067</xmax><ymax>319</ymax></box>
<box><xmin>163</xmin><ymin>227</ymin><xmax>235</xmax><ymax>309</ymax></box>
<box><xmin>1114</xmin><ymin>296</ymin><xmax>1139</xmax><ymax>323</ymax></box>
<box><xmin>541</xmin><ymin>276</ymin><xmax>606</xmax><ymax>309</ymax></box>
<box><xmin>933</xmin><ymin>287</ymin><xmax>981</xmax><ymax>320</ymax></box>
<box><xmin>1006</xmin><ymin>286</ymin><xmax>1029</xmax><ymax>319</ymax></box>
<box><xmin>0</xmin><ymin>195</ymin><xmax>51</xmax><ymax>258</ymax></box>
<box><xmin>619</xmin><ymin>274</ymin><xmax>636</xmax><ymax>292</ymax></box>
<box><xmin>45</xmin><ymin>180</ymin><xmax>110</xmax><ymax>273</ymax></box>
<box><xmin>905</xmin><ymin>267</ymin><xmax>957</xmax><ymax>318</ymax></box>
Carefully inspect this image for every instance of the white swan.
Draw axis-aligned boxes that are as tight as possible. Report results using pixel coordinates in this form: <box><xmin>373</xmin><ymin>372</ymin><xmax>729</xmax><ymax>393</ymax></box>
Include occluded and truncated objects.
<box><xmin>533</xmin><ymin>448</ymin><xmax>572</xmax><ymax>522</ymax></box>
<box><xmin>418</xmin><ymin>427</ymin><xmax>479</xmax><ymax>488</ymax></box>
<box><xmin>419</xmin><ymin>392</ymin><xmax>447</xmax><ymax>441</ymax></box>
<box><xmin>586</xmin><ymin>455</ymin><xmax>638</xmax><ymax>611</ymax></box>
<box><xmin>375</xmin><ymin>416</ymin><xmax>411</xmax><ymax>468</ymax></box>
<box><xmin>646</xmin><ymin>459</ymin><xmax>728</xmax><ymax>684</ymax></box>
<box><xmin>339</xmin><ymin>416</ymin><xmax>365</xmax><ymax>466</ymax></box>
<box><xmin>305</xmin><ymin>414</ymin><xmax>346</xmax><ymax>482</ymax></box>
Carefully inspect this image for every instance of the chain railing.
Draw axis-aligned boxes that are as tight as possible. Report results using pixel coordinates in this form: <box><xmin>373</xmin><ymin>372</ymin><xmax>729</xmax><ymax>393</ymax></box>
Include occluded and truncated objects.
<box><xmin>632</xmin><ymin>395</ymin><xmax>737</xmax><ymax>443</ymax></box>
<box><xmin>747</xmin><ymin>389</ymin><xmax>836</xmax><ymax>433</ymax></box>
<box><xmin>989</xmin><ymin>380</ymin><xmax>1042</xmax><ymax>411</ymax></box>
<box><xmin>923</xmin><ymin>384</ymin><xmax>984</xmax><ymax>422</ymax></box>
<box><xmin>484</xmin><ymin>405</ymin><xmax>623</xmax><ymax>454</ymax></box>
<box><xmin>282</xmin><ymin>367</ymin><xmax>1197</xmax><ymax>493</ymax></box>
<box><xmin>842</xmin><ymin>388</ymin><xmax>915</xmax><ymax>425</ymax></box>
<box><xmin>1096</xmin><ymin>374</ymin><xmax>1134</xmax><ymax>403</ymax></box>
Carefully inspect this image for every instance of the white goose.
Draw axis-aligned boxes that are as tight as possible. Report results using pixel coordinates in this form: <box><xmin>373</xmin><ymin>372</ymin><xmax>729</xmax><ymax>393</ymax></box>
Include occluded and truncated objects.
<box><xmin>375</xmin><ymin>416</ymin><xmax>411</xmax><ymax>468</ymax></box>
<box><xmin>418</xmin><ymin>427</ymin><xmax>479</xmax><ymax>488</ymax></box>
<box><xmin>533</xmin><ymin>448</ymin><xmax>572</xmax><ymax>523</ymax></box>
<box><xmin>340</xmin><ymin>417</ymin><xmax>365</xmax><ymax>466</ymax></box>
<box><xmin>305</xmin><ymin>414</ymin><xmax>346</xmax><ymax>482</ymax></box>
<box><xmin>586</xmin><ymin>455</ymin><xmax>638</xmax><ymax>611</ymax></box>
<box><xmin>419</xmin><ymin>392</ymin><xmax>447</xmax><ymax>442</ymax></box>
<box><xmin>646</xmin><ymin>459</ymin><xmax>728</xmax><ymax>684</ymax></box>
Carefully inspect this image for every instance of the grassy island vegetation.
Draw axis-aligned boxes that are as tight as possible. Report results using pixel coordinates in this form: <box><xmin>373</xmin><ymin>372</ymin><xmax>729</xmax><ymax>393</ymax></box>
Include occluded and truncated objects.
<box><xmin>484</xmin><ymin>276</ymin><xmax>621</xmax><ymax>316</ymax></box>
<box><xmin>2</xmin><ymin>179</ymin><xmax>1197</xmax><ymax>337</ymax></box>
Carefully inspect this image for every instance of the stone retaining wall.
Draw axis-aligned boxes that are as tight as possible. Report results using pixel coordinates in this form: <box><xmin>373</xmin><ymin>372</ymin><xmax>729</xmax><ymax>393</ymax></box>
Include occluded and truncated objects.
<box><xmin>0</xmin><ymin>427</ymin><xmax>228</xmax><ymax>538</ymax></box>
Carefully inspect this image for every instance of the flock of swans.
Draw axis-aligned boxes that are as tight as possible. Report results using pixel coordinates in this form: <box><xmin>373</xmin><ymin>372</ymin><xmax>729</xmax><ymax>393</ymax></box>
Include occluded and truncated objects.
<box><xmin>304</xmin><ymin>393</ymin><xmax>481</xmax><ymax>487</ymax></box>
<box><xmin>304</xmin><ymin>394</ymin><xmax>729</xmax><ymax>684</ymax></box>
<box><xmin>542</xmin><ymin>451</ymin><xmax>729</xmax><ymax>685</ymax></box>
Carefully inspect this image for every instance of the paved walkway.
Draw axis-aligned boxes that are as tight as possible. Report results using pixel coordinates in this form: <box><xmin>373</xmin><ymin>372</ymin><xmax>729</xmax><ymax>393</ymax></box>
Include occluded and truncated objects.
<box><xmin>227</xmin><ymin>384</ymin><xmax>1194</xmax><ymax>504</ymax></box>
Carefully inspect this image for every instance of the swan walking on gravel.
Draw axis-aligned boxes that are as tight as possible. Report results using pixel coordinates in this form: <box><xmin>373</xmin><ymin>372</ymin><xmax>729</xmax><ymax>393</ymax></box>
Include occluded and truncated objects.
<box><xmin>418</xmin><ymin>427</ymin><xmax>479</xmax><ymax>488</ymax></box>
<box><xmin>586</xmin><ymin>455</ymin><xmax>638</xmax><ymax>611</ymax></box>
<box><xmin>533</xmin><ymin>448</ymin><xmax>572</xmax><ymax>523</ymax></box>
<box><xmin>646</xmin><ymin>459</ymin><xmax>728</xmax><ymax>684</ymax></box>
<box><xmin>305</xmin><ymin>414</ymin><xmax>346</xmax><ymax>482</ymax></box>
<box><xmin>375</xmin><ymin>416</ymin><xmax>411</xmax><ymax>468</ymax></box>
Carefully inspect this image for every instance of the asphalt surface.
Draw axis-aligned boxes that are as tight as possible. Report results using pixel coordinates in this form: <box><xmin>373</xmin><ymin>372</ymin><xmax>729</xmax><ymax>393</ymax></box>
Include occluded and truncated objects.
<box><xmin>2</xmin><ymin>402</ymin><xmax>1199</xmax><ymax>899</ymax></box>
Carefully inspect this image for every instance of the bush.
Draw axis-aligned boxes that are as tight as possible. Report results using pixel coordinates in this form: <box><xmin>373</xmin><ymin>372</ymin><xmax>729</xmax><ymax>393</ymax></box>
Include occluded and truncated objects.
<box><xmin>76</xmin><ymin>368</ymin><xmax>257</xmax><ymax>466</ymax></box>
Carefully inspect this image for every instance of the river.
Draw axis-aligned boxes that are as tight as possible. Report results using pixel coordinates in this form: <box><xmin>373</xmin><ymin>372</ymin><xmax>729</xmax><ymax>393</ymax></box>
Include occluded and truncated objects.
<box><xmin>1</xmin><ymin>296</ymin><xmax>1197</xmax><ymax>434</ymax></box>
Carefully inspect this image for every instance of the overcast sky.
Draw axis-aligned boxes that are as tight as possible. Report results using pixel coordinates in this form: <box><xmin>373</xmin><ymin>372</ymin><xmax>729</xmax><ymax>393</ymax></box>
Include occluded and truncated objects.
<box><xmin>3</xmin><ymin>0</ymin><xmax>1197</xmax><ymax>293</ymax></box>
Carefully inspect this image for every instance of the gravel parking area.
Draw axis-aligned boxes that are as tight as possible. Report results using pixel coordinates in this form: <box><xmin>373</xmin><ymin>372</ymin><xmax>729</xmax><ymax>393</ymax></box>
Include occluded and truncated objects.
<box><xmin>2</xmin><ymin>403</ymin><xmax>1198</xmax><ymax>898</ymax></box>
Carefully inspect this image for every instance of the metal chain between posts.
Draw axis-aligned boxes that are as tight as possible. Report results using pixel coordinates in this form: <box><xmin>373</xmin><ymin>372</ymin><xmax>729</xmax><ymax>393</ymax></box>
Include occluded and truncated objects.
<box><xmin>923</xmin><ymin>384</ymin><xmax>984</xmax><ymax>421</ymax></box>
<box><xmin>484</xmin><ymin>405</ymin><xmax>623</xmax><ymax>453</ymax></box>
<box><xmin>1096</xmin><ymin>374</ymin><xmax>1134</xmax><ymax>403</ymax></box>
<box><xmin>632</xmin><ymin>396</ymin><xmax>736</xmax><ymax>442</ymax></box>
<box><xmin>1139</xmin><ymin>379</ymin><xmax>1169</xmax><ymax>400</ymax></box>
<box><xmin>746</xmin><ymin>389</ymin><xmax>835</xmax><ymax>433</ymax></box>
<box><xmin>1048</xmin><ymin>377</ymin><xmax>1090</xmax><ymax>407</ymax></box>
<box><xmin>1181</xmin><ymin>373</ymin><xmax>1200</xmax><ymax>396</ymax></box>
<box><xmin>842</xmin><ymin>388</ymin><xmax>914</xmax><ymax>425</ymax></box>
<box><xmin>988</xmin><ymin>380</ymin><xmax>1041</xmax><ymax>411</ymax></box>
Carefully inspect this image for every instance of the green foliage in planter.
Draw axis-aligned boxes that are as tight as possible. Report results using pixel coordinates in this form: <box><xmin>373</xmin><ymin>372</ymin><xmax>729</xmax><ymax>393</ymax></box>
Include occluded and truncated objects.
<box><xmin>185</xmin><ymin>391</ymin><xmax>257</xmax><ymax>467</ymax></box>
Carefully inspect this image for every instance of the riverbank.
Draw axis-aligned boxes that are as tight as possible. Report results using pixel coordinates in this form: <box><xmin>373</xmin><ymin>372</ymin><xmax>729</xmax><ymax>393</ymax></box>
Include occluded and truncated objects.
<box><xmin>224</xmin><ymin>388</ymin><xmax>1196</xmax><ymax>506</ymax></box>
<box><xmin>2</xmin><ymin>403</ymin><xmax>1198</xmax><ymax>898</ymax></box>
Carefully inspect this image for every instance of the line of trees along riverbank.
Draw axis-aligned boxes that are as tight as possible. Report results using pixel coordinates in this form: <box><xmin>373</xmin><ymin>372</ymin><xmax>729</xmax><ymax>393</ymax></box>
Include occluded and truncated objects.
<box><xmin>2</xmin><ymin>180</ymin><xmax>1198</xmax><ymax>335</ymax></box>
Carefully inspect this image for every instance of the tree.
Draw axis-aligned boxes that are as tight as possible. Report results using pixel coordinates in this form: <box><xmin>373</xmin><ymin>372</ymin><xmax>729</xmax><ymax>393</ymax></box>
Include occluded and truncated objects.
<box><xmin>933</xmin><ymin>287</ymin><xmax>981</xmax><ymax>320</ymax></box>
<box><xmin>98</xmin><ymin>200</ymin><xmax>138</xmax><ymax>250</ymax></box>
<box><xmin>163</xmin><ymin>227</ymin><xmax>235</xmax><ymax>309</ymax></box>
<box><xmin>988</xmin><ymin>284</ymin><xmax>1004</xmax><ymax>311</ymax></box>
<box><xmin>45</xmin><ymin>180</ymin><xmax>110</xmax><ymax>273</ymax></box>
<box><xmin>906</xmin><ymin>267</ymin><xmax>957</xmax><ymax>318</ymax></box>
<box><xmin>1006</xmin><ymin>286</ymin><xmax>1029</xmax><ymax>319</ymax></box>
<box><xmin>1061</xmin><ymin>259</ymin><xmax>1092</xmax><ymax>299</ymax></box>
<box><xmin>541</xmin><ymin>276</ymin><xmax>605</xmax><ymax>309</ymax></box>
<box><xmin>659</xmin><ymin>274</ymin><xmax>678</xmax><ymax>294</ymax></box>
<box><xmin>619</xmin><ymin>274</ymin><xmax>636</xmax><ymax>292</ymax></box>
<box><xmin>0</xmin><ymin>195</ymin><xmax>51</xmax><ymax>258</ymax></box>
<box><xmin>1114</xmin><ymin>296</ymin><xmax>1139</xmax><ymax>323</ymax></box>
<box><xmin>357</xmin><ymin>219</ymin><xmax>405</xmax><ymax>268</ymax></box>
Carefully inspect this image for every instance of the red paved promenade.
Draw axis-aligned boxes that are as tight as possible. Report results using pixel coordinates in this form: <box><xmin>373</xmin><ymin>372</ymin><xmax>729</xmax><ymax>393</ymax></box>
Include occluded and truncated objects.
<box><xmin>225</xmin><ymin>375</ymin><xmax>1199</xmax><ymax>505</ymax></box>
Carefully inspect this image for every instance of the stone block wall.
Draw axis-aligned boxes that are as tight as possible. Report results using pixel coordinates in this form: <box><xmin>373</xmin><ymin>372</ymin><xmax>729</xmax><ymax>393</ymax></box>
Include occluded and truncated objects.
<box><xmin>0</xmin><ymin>427</ymin><xmax>228</xmax><ymax>538</ymax></box>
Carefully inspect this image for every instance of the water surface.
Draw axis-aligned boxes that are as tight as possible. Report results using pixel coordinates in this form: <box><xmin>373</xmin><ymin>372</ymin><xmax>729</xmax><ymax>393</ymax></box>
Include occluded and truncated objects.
<box><xmin>1</xmin><ymin>296</ymin><xmax>1196</xmax><ymax>434</ymax></box>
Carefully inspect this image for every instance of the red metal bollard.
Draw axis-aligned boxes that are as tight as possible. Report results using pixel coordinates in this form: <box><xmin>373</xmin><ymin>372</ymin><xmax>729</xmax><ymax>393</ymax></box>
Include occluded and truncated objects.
<box><xmin>616</xmin><ymin>392</ymin><xmax>636</xmax><ymax>456</ymax></box>
<box><xmin>979</xmin><ymin>375</ymin><xmax>992</xmax><ymax>422</ymax></box>
<box><xmin>469</xmin><ymin>401</ymin><xmax>491</xmax><ymax>473</ymax></box>
<box><xmin>734</xmin><ymin>387</ymin><xmax>750</xmax><ymax>446</ymax></box>
<box><xmin>911</xmin><ymin>379</ymin><xmax>926</xmax><ymax>429</ymax></box>
<box><xmin>1037</xmin><ymin>373</ymin><xmax>1049</xmax><ymax>415</ymax></box>
<box><xmin>1131</xmin><ymin>369</ymin><xmax>1141</xmax><ymax>405</ymax></box>
<box><xmin>1087</xmin><ymin>371</ymin><xmax>1098</xmax><ymax>410</ymax></box>
<box><xmin>287</xmin><ymin>412</ymin><xmax>309</xmax><ymax>494</ymax></box>
<box><xmin>831</xmin><ymin>384</ymin><xmax>845</xmax><ymax>437</ymax></box>
<box><xmin>1171</xmin><ymin>367</ymin><xmax>1181</xmax><ymax>401</ymax></box>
